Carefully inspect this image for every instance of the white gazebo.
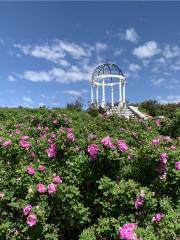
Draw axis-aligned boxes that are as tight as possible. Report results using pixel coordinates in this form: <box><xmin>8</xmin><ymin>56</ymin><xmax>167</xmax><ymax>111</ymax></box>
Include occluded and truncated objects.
<box><xmin>90</xmin><ymin>63</ymin><xmax>126</xmax><ymax>108</ymax></box>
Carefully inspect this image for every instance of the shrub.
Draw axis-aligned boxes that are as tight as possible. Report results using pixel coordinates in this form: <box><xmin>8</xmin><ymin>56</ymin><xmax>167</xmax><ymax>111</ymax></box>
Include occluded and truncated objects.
<box><xmin>0</xmin><ymin>108</ymin><xmax>179</xmax><ymax>239</ymax></box>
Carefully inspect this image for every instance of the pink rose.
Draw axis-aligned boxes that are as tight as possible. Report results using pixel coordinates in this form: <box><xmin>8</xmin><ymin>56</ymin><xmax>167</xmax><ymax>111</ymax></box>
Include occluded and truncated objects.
<box><xmin>53</xmin><ymin>175</ymin><xmax>62</xmax><ymax>184</ymax></box>
<box><xmin>117</xmin><ymin>140</ymin><xmax>128</xmax><ymax>152</ymax></box>
<box><xmin>135</xmin><ymin>190</ymin><xmax>145</xmax><ymax>209</ymax></box>
<box><xmin>53</xmin><ymin>119</ymin><xmax>59</xmax><ymax>125</ymax></box>
<box><xmin>160</xmin><ymin>153</ymin><xmax>168</xmax><ymax>164</ymax></box>
<box><xmin>151</xmin><ymin>138</ymin><xmax>160</xmax><ymax>145</ymax></box>
<box><xmin>47</xmin><ymin>144</ymin><xmax>57</xmax><ymax>158</ymax></box>
<box><xmin>87</xmin><ymin>144</ymin><xmax>99</xmax><ymax>160</ymax></box>
<box><xmin>128</xmin><ymin>154</ymin><xmax>133</xmax><ymax>160</ymax></box>
<box><xmin>23</xmin><ymin>204</ymin><xmax>32</xmax><ymax>216</ymax></box>
<box><xmin>45</xmin><ymin>126</ymin><xmax>49</xmax><ymax>131</ymax></box>
<box><xmin>48</xmin><ymin>183</ymin><xmax>57</xmax><ymax>195</ymax></box>
<box><xmin>101</xmin><ymin>136</ymin><xmax>116</xmax><ymax>149</ymax></box>
<box><xmin>119</xmin><ymin>223</ymin><xmax>138</xmax><ymax>240</ymax></box>
<box><xmin>38</xmin><ymin>165</ymin><xmax>46</xmax><ymax>172</ymax></box>
<box><xmin>152</xmin><ymin>213</ymin><xmax>164</xmax><ymax>222</ymax></box>
<box><xmin>101</xmin><ymin>136</ymin><xmax>111</xmax><ymax>147</ymax></box>
<box><xmin>31</xmin><ymin>152</ymin><xmax>36</xmax><ymax>158</ymax></box>
<box><xmin>21</xmin><ymin>136</ymin><xmax>30</xmax><ymax>140</ymax></box>
<box><xmin>155</xmin><ymin>119</ymin><xmax>161</xmax><ymax>126</ymax></box>
<box><xmin>16</xmin><ymin>129</ymin><xmax>21</xmax><ymax>134</ymax></box>
<box><xmin>19</xmin><ymin>139</ymin><xmax>31</xmax><ymax>149</ymax></box>
<box><xmin>27</xmin><ymin>213</ymin><xmax>37</xmax><ymax>227</ymax></box>
<box><xmin>157</xmin><ymin>161</ymin><xmax>167</xmax><ymax>180</ymax></box>
<box><xmin>163</xmin><ymin>136</ymin><xmax>172</xmax><ymax>142</ymax></box>
<box><xmin>67</xmin><ymin>132</ymin><xmax>75</xmax><ymax>142</ymax></box>
<box><xmin>175</xmin><ymin>162</ymin><xmax>180</xmax><ymax>170</ymax></box>
<box><xmin>170</xmin><ymin>145</ymin><xmax>176</xmax><ymax>151</ymax></box>
<box><xmin>3</xmin><ymin>140</ymin><xmax>12</xmax><ymax>146</ymax></box>
<box><xmin>67</xmin><ymin>128</ymin><xmax>73</xmax><ymax>133</ymax></box>
<box><xmin>36</xmin><ymin>183</ymin><xmax>46</xmax><ymax>193</ymax></box>
<box><xmin>27</xmin><ymin>166</ymin><xmax>36</xmax><ymax>175</ymax></box>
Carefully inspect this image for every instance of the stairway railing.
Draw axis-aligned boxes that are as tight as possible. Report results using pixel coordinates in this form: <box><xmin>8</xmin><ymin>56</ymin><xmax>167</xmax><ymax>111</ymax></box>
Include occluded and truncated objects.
<box><xmin>128</xmin><ymin>106</ymin><xmax>148</xmax><ymax>120</ymax></box>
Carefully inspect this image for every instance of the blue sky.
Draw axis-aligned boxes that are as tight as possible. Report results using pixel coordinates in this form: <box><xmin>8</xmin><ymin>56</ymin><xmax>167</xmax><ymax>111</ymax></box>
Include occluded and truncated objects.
<box><xmin>0</xmin><ymin>2</ymin><xmax>180</xmax><ymax>108</ymax></box>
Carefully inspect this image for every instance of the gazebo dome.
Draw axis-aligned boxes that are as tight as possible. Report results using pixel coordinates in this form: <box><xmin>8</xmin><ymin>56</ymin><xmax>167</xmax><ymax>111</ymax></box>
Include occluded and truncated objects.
<box><xmin>92</xmin><ymin>63</ymin><xmax>124</xmax><ymax>81</ymax></box>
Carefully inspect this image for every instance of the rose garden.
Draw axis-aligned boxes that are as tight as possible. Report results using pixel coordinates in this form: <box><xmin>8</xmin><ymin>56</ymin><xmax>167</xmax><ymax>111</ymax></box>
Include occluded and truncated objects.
<box><xmin>0</xmin><ymin>105</ymin><xmax>179</xmax><ymax>240</ymax></box>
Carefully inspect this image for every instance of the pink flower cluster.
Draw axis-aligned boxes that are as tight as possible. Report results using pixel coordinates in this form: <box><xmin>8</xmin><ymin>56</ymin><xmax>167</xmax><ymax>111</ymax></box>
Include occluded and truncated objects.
<box><xmin>175</xmin><ymin>162</ymin><xmax>180</xmax><ymax>170</ymax></box>
<box><xmin>135</xmin><ymin>190</ymin><xmax>145</xmax><ymax>209</ymax></box>
<box><xmin>27</xmin><ymin>164</ymin><xmax>46</xmax><ymax>175</ymax></box>
<box><xmin>23</xmin><ymin>204</ymin><xmax>37</xmax><ymax>227</ymax></box>
<box><xmin>36</xmin><ymin>175</ymin><xmax>62</xmax><ymax>195</ymax></box>
<box><xmin>87</xmin><ymin>144</ymin><xmax>99</xmax><ymax>160</ymax></box>
<box><xmin>67</xmin><ymin>128</ymin><xmax>75</xmax><ymax>142</ymax></box>
<box><xmin>2</xmin><ymin>140</ymin><xmax>12</xmax><ymax>147</ymax></box>
<box><xmin>157</xmin><ymin>153</ymin><xmax>168</xmax><ymax>179</ymax></box>
<box><xmin>119</xmin><ymin>223</ymin><xmax>140</xmax><ymax>240</ymax></box>
<box><xmin>101</xmin><ymin>136</ymin><xmax>116</xmax><ymax>149</ymax></box>
<box><xmin>19</xmin><ymin>136</ymin><xmax>31</xmax><ymax>150</ymax></box>
<box><xmin>27</xmin><ymin>166</ymin><xmax>36</xmax><ymax>175</ymax></box>
<box><xmin>47</xmin><ymin>143</ymin><xmax>57</xmax><ymax>158</ymax></box>
<box><xmin>117</xmin><ymin>139</ymin><xmax>128</xmax><ymax>152</ymax></box>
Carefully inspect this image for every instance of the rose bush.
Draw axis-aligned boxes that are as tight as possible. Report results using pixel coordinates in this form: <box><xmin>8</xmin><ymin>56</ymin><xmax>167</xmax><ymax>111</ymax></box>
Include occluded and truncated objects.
<box><xmin>0</xmin><ymin>108</ymin><xmax>179</xmax><ymax>239</ymax></box>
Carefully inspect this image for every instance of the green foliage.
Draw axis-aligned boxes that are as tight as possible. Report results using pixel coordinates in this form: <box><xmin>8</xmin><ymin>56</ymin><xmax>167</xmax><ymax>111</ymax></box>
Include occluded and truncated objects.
<box><xmin>0</xmin><ymin>107</ymin><xmax>179</xmax><ymax>239</ymax></box>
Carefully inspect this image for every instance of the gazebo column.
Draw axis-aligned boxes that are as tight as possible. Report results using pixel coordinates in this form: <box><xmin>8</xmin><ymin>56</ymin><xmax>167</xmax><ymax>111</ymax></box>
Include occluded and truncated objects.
<box><xmin>111</xmin><ymin>85</ymin><xmax>114</xmax><ymax>107</ymax></box>
<box><xmin>90</xmin><ymin>83</ymin><xmax>94</xmax><ymax>104</ymax></box>
<box><xmin>123</xmin><ymin>82</ymin><xmax>126</xmax><ymax>104</ymax></box>
<box><xmin>102</xmin><ymin>79</ymin><xmax>106</xmax><ymax>107</ymax></box>
<box><xmin>119</xmin><ymin>80</ymin><xmax>122</xmax><ymax>106</ymax></box>
<box><xmin>96</xmin><ymin>84</ymin><xmax>99</xmax><ymax>107</ymax></box>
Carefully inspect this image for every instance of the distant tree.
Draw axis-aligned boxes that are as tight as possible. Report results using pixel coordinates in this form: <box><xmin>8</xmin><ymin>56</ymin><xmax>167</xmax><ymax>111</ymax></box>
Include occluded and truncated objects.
<box><xmin>140</xmin><ymin>100</ymin><xmax>158</xmax><ymax>117</ymax></box>
<box><xmin>66</xmin><ymin>97</ymin><xmax>84</xmax><ymax>111</ymax></box>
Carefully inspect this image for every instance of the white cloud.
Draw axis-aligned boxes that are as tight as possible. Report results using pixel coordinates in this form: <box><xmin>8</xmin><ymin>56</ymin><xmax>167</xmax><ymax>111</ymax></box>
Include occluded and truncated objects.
<box><xmin>14</xmin><ymin>40</ymin><xmax>108</xmax><ymax>66</ymax></box>
<box><xmin>151</xmin><ymin>77</ymin><xmax>180</xmax><ymax>89</ymax></box>
<box><xmin>14</xmin><ymin>43</ymin><xmax>68</xmax><ymax>65</ymax></box>
<box><xmin>156</xmin><ymin>57</ymin><xmax>166</xmax><ymax>64</ymax></box>
<box><xmin>113</xmin><ymin>48</ymin><xmax>124</xmax><ymax>56</ymax></box>
<box><xmin>124</xmin><ymin>28</ymin><xmax>139</xmax><ymax>43</ymax></box>
<box><xmin>19</xmin><ymin>65</ymin><xmax>92</xmax><ymax>83</ymax></box>
<box><xmin>170</xmin><ymin>60</ymin><xmax>180</xmax><ymax>71</ymax></box>
<box><xmin>63</xmin><ymin>88</ymin><xmax>88</xmax><ymax>97</ymax></box>
<box><xmin>157</xmin><ymin>95</ymin><xmax>180</xmax><ymax>104</ymax></box>
<box><xmin>133</xmin><ymin>41</ymin><xmax>161</xmax><ymax>59</ymax></box>
<box><xmin>22</xmin><ymin>71</ymin><xmax>51</xmax><ymax>82</ymax></box>
<box><xmin>151</xmin><ymin>78</ymin><xmax>166</xmax><ymax>86</ymax></box>
<box><xmin>163</xmin><ymin>44</ymin><xmax>180</xmax><ymax>58</ymax></box>
<box><xmin>95</xmin><ymin>42</ymin><xmax>108</xmax><ymax>52</ymax></box>
<box><xmin>119</xmin><ymin>28</ymin><xmax>139</xmax><ymax>43</ymax></box>
<box><xmin>129</xmin><ymin>63</ymin><xmax>141</xmax><ymax>72</ymax></box>
<box><xmin>8</xmin><ymin>75</ymin><xmax>16</xmax><ymax>82</ymax></box>
<box><xmin>63</xmin><ymin>90</ymin><xmax>82</xmax><ymax>97</ymax></box>
<box><xmin>23</xmin><ymin>97</ymin><xmax>33</xmax><ymax>103</ymax></box>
